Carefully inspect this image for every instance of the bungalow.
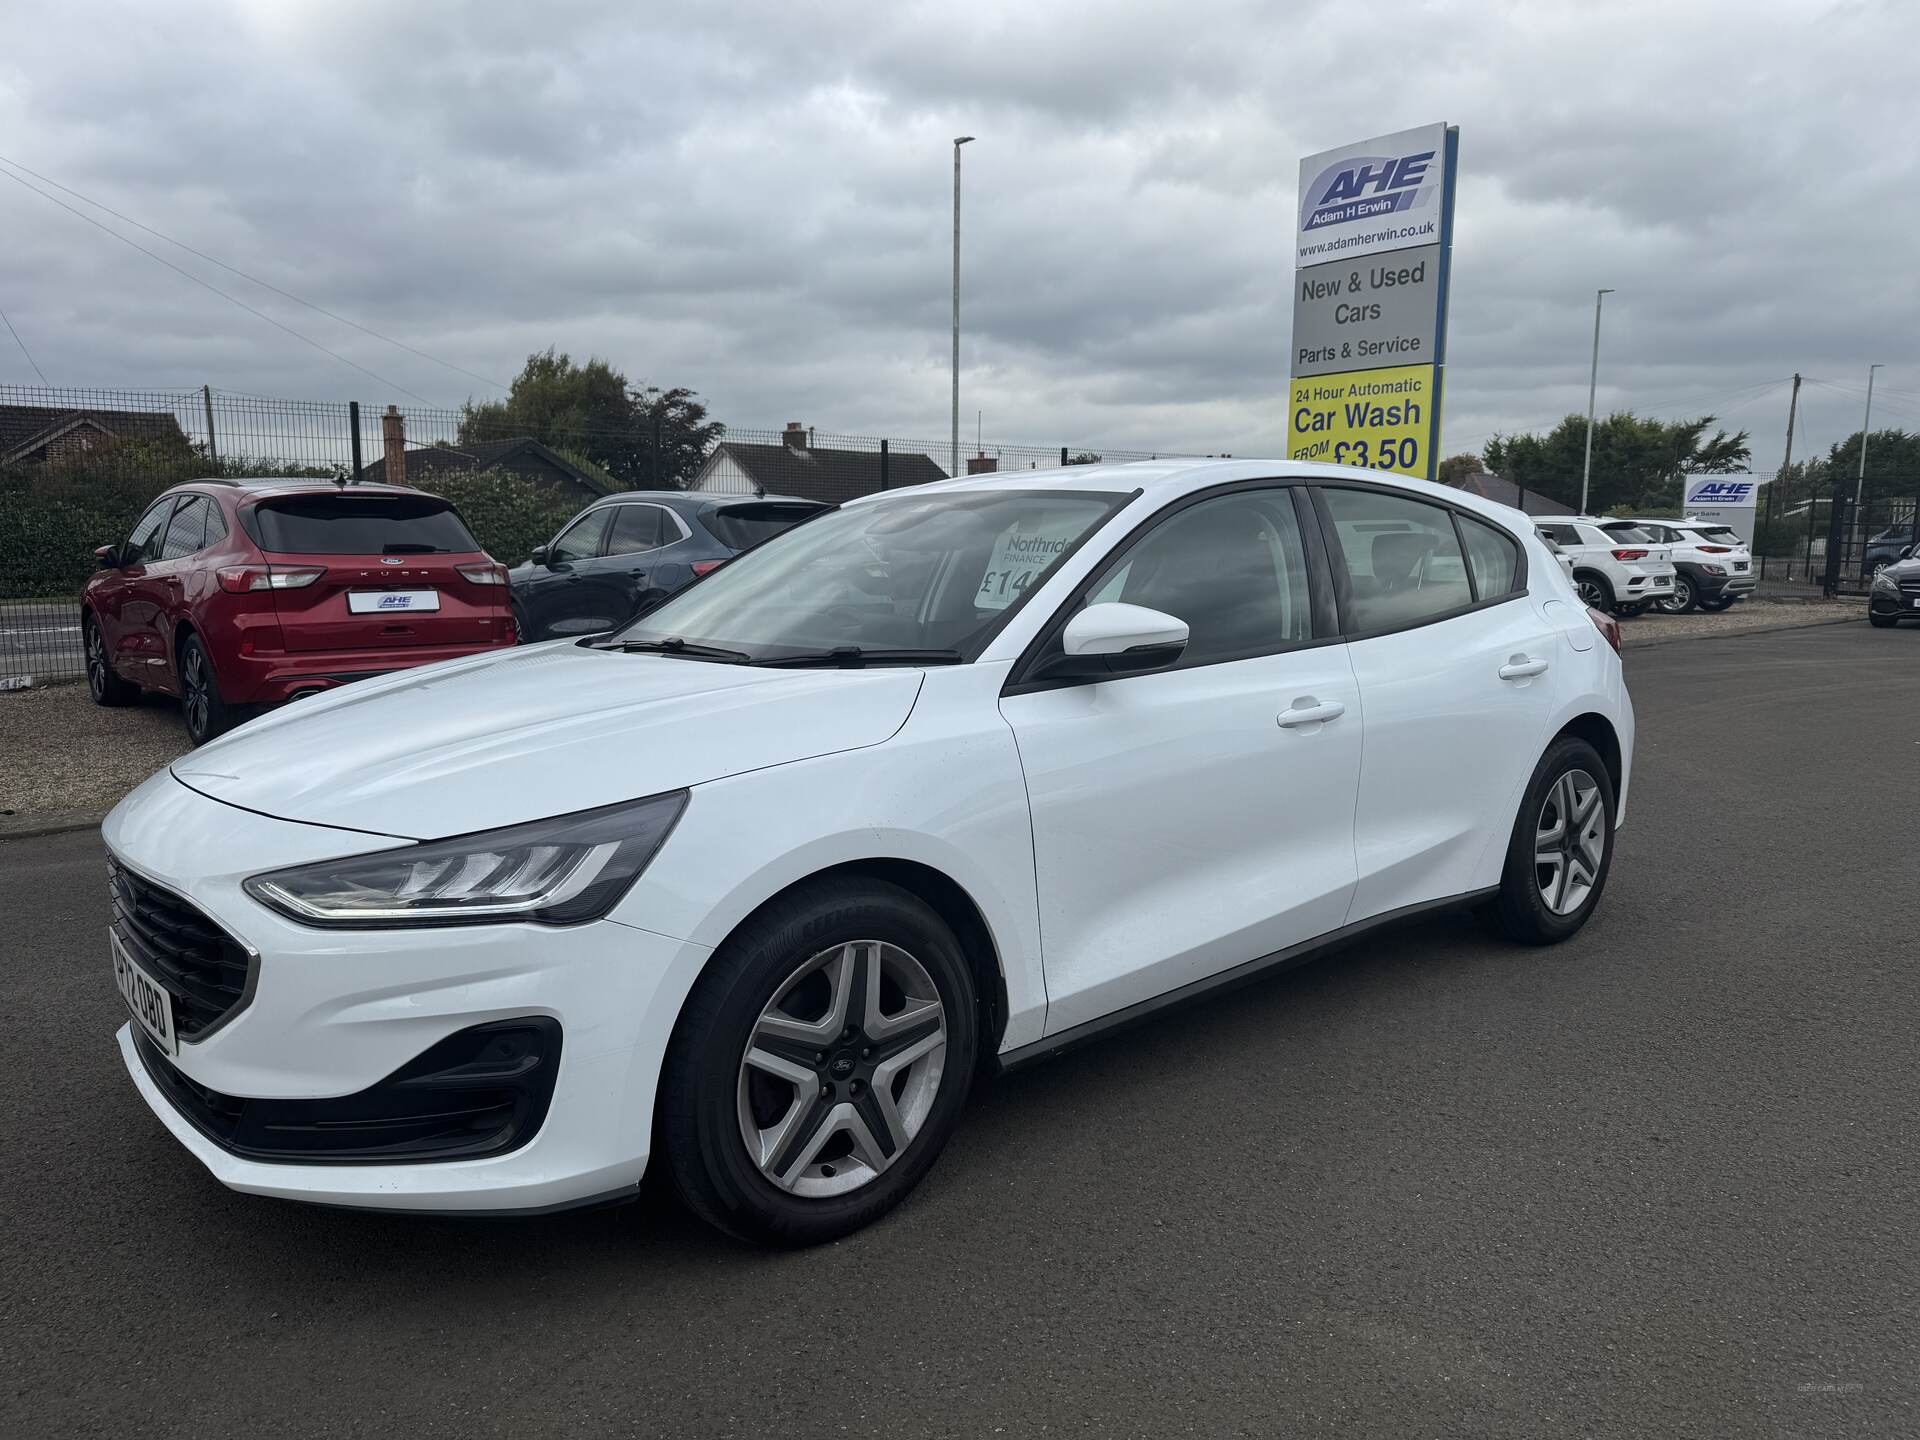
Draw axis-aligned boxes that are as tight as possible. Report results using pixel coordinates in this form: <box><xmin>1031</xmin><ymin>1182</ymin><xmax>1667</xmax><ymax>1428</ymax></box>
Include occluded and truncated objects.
<box><xmin>0</xmin><ymin>403</ymin><xmax>191</xmax><ymax>466</ymax></box>
<box><xmin>691</xmin><ymin>423</ymin><xmax>949</xmax><ymax>504</ymax></box>
<box><xmin>355</xmin><ymin>437</ymin><xmax>610</xmax><ymax>499</ymax></box>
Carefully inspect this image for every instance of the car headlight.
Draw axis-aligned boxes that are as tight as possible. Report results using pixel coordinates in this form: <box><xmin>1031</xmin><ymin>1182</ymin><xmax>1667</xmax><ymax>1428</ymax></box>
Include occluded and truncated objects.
<box><xmin>244</xmin><ymin>791</ymin><xmax>688</xmax><ymax>928</ymax></box>
<box><xmin>1872</xmin><ymin>568</ymin><xmax>1899</xmax><ymax>590</ymax></box>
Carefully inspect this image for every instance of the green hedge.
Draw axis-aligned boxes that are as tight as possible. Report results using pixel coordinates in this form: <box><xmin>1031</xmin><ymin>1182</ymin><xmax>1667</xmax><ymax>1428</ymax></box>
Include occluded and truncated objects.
<box><xmin>0</xmin><ymin>462</ymin><xmax>584</xmax><ymax>597</ymax></box>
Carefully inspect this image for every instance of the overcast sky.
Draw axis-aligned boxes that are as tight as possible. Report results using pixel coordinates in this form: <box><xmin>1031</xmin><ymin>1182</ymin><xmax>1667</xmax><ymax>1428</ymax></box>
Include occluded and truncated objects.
<box><xmin>4</xmin><ymin>0</ymin><xmax>1917</xmax><ymax>470</ymax></box>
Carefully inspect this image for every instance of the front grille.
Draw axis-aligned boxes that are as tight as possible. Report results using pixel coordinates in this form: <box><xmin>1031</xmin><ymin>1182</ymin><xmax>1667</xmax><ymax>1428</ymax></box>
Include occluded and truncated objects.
<box><xmin>132</xmin><ymin>1019</ymin><xmax>562</xmax><ymax>1164</ymax></box>
<box><xmin>108</xmin><ymin>855</ymin><xmax>254</xmax><ymax>1041</ymax></box>
<box><xmin>1899</xmin><ymin>580</ymin><xmax>1920</xmax><ymax>595</ymax></box>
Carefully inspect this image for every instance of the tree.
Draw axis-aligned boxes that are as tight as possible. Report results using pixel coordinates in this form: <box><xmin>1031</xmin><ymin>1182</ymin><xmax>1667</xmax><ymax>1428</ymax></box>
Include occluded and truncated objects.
<box><xmin>1436</xmin><ymin>452</ymin><xmax>1485</xmax><ymax>486</ymax></box>
<box><xmin>1482</xmin><ymin>412</ymin><xmax>1751</xmax><ymax>513</ymax></box>
<box><xmin>1819</xmin><ymin>429</ymin><xmax>1920</xmax><ymax>504</ymax></box>
<box><xmin>460</xmin><ymin>349</ymin><xmax>723</xmax><ymax>488</ymax></box>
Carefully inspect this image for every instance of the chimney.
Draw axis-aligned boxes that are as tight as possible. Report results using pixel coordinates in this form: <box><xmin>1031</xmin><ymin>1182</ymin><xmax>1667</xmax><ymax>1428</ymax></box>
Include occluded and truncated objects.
<box><xmin>783</xmin><ymin>421</ymin><xmax>807</xmax><ymax>451</ymax></box>
<box><xmin>966</xmin><ymin>454</ymin><xmax>999</xmax><ymax>475</ymax></box>
<box><xmin>382</xmin><ymin>405</ymin><xmax>406</xmax><ymax>486</ymax></box>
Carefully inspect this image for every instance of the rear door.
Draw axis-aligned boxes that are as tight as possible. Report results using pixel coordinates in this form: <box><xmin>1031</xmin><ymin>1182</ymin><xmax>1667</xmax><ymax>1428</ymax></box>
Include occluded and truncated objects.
<box><xmin>1314</xmin><ymin>485</ymin><xmax>1562</xmax><ymax>919</ymax></box>
<box><xmin>598</xmin><ymin>502</ymin><xmax>686</xmax><ymax>621</ymax></box>
<box><xmin>244</xmin><ymin>492</ymin><xmax>503</xmax><ymax>653</ymax></box>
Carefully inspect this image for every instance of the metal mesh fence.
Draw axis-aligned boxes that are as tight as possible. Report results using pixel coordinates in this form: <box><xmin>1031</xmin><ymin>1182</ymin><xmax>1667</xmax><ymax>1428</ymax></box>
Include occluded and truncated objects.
<box><xmin>0</xmin><ymin>383</ymin><xmax>1212</xmax><ymax>683</ymax></box>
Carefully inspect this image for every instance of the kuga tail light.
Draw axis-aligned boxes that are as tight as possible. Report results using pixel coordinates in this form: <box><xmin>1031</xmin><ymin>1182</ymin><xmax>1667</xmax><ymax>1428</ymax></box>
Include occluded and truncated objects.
<box><xmin>456</xmin><ymin>562</ymin><xmax>507</xmax><ymax>585</ymax></box>
<box><xmin>217</xmin><ymin>565</ymin><xmax>325</xmax><ymax>593</ymax></box>
<box><xmin>1588</xmin><ymin>606</ymin><xmax>1621</xmax><ymax>653</ymax></box>
<box><xmin>691</xmin><ymin>560</ymin><xmax>725</xmax><ymax>578</ymax></box>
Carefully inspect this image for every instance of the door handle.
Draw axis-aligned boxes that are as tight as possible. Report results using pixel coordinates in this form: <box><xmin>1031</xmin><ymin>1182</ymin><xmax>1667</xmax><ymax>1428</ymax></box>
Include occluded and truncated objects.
<box><xmin>1498</xmin><ymin>656</ymin><xmax>1550</xmax><ymax>680</ymax></box>
<box><xmin>1277</xmin><ymin>698</ymin><xmax>1345</xmax><ymax>728</ymax></box>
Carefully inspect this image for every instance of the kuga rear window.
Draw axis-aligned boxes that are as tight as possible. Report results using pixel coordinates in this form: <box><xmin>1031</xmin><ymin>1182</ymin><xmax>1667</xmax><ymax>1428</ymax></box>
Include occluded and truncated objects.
<box><xmin>704</xmin><ymin>502</ymin><xmax>827</xmax><ymax>551</ymax></box>
<box><xmin>246</xmin><ymin>495</ymin><xmax>480</xmax><ymax>554</ymax></box>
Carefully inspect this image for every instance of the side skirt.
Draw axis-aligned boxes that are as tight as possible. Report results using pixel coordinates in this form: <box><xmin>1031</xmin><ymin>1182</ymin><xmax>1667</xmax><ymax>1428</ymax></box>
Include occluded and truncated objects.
<box><xmin>993</xmin><ymin>887</ymin><xmax>1500</xmax><ymax>1074</ymax></box>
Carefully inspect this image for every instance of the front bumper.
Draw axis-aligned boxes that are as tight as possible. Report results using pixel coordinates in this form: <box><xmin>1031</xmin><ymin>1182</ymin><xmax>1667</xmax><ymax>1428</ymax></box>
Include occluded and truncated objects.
<box><xmin>103</xmin><ymin>771</ymin><xmax>713</xmax><ymax>1212</ymax></box>
<box><xmin>1869</xmin><ymin>587</ymin><xmax>1920</xmax><ymax>617</ymax></box>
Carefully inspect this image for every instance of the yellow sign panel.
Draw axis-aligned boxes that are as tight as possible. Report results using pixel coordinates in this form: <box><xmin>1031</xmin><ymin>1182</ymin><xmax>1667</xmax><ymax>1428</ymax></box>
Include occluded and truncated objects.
<box><xmin>1287</xmin><ymin>363</ymin><xmax>1437</xmax><ymax>477</ymax></box>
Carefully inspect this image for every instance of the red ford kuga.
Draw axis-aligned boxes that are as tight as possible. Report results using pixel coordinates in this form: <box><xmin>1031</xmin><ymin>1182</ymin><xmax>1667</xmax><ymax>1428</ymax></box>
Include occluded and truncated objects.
<box><xmin>83</xmin><ymin>478</ymin><xmax>516</xmax><ymax>744</ymax></box>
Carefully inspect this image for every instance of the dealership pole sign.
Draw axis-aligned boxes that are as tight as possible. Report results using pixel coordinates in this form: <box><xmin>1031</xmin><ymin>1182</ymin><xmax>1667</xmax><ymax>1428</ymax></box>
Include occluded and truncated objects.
<box><xmin>1684</xmin><ymin>474</ymin><xmax>1768</xmax><ymax>544</ymax></box>
<box><xmin>1288</xmin><ymin>123</ymin><xmax>1458</xmax><ymax>480</ymax></box>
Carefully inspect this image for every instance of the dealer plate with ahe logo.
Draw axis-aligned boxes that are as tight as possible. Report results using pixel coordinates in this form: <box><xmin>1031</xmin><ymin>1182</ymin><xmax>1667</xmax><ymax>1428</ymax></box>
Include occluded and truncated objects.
<box><xmin>347</xmin><ymin>589</ymin><xmax>441</xmax><ymax>614</ymax></box>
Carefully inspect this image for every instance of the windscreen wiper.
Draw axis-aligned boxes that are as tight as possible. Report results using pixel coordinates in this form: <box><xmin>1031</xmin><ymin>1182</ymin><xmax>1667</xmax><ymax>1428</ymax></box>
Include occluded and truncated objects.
<box><xmin>590</xmin><ymin>636</ymin><xmax>752</xmax><ymax>663</ymax></box>
<box><xmin>754</xmin><ymin>646</ymin><xmax>964</xmax><ymax>669</ymax></box>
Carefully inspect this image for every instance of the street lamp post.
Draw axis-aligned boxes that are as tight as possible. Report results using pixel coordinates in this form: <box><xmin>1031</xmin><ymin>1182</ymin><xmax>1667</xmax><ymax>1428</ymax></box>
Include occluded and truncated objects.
<box><xmin>1852</xmin><ymin>363</ymin><xmax>1882</xmax><ymax>510</ymax></box>
<box><xmin>1579</xmin><ymin>288</ymin><xmax>1615</xmax><ymax>514</ymax></box>
<box><xmin>951</xmin><ymin>136</ymin><xmax>974</xmax><ymax>479</ymax></box>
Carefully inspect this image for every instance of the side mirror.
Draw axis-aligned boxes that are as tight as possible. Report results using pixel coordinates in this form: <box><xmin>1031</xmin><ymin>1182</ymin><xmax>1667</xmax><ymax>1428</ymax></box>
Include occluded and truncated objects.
<box><xmin>528</xmin><ymin>545</ymin><xmax>553</xmax><ymax>567</ymax></box>
<box><xmin>1041</xmin><ymin>603</ymin><xmax>1189</xmax><ymax>680</ymax></box>
<box><xmin>94</xmin><ymin>544</ymin><xmax>122</xmax><ymax>570</ymax></box>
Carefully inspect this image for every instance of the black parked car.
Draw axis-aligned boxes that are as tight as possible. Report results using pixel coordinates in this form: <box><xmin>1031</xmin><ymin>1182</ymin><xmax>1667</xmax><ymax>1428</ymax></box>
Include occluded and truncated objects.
<box><xmin>1868</xmin><ymin>550</ymin><xmax>1920</xmax><ymax>627</ymax></box>
<box><xmin>509</xmin><ymin>491</ymin><xmax>827</xmax><ymax>641</ymax></box>
<box><xmin>1863</xmin><ymin>527</ymin><xmax>1915</xmax><ymax>580</ymax></box>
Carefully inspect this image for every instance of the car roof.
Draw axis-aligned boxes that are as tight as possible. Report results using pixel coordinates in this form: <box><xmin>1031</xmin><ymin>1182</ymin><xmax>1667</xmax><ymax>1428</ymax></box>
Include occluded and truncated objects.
<box><xmin>171</xmin><ymin>477</ymin><xmax>428</xmax><ymax>500</ymax></box>
<box><xmin>582</xmin><ymin>489</ymin><xmax>827</xmax><ymax>512</ymax></box>
<box><xmin>836</xmin><ymin>457</ymin><xmax>1535</xmax><ymax>528</ymax></box>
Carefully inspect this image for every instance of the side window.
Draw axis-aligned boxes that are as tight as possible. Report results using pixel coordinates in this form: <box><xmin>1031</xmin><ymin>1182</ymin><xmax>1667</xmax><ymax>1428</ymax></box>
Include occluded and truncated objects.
<box><xmin>1539</xmin><ymin>523</ymin><xmax>1581</xmax><ymax>547</ymax></box>
<box><xmin>159</xmin><ymin>496</ymin><xmax>210</xmax><ymax>560</ymax></box>
<box><xmin>1320</xmin><ymin>487</ymin><xmax>1474</xmax><ymax>633</ymax></box>
<box><xmin>203</xmin><ymin>503</ymin><xmax>228</xmax><ymax>546</ymax></box>
<box><xmin>125</xmin><ymin>499</ymin><xmax>176</xmax><ymax>564</ymax></box>
<box><xmin>1079</xmin><ymin>488</ymin><xmax>1313</xmax><ymax>666</ymax></box>
<box><xmin>605</xmin><ymin>504</ymin><xmax>665</xmax><ymax>556</ymax></box>
<box><xmin>1458</xmin><ymin>515</ymin><xmax>1521</xmax><ymax>598</ymax></box>
<box><xmin>549</xmin><ymin>508</ymin><xmax>613</xmax><ymax>563</ymax></box>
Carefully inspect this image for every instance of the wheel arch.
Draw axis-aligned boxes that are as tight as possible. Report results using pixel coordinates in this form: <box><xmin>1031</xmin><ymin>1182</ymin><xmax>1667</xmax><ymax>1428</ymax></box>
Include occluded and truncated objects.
<box><xmin>703</xmin><ymin>858</ymin><xmax>1010</xmax><ymax>1070</ymax></box>
<box><xmin>1553</xmin><ymin>711</ymin><xmax>1623</xmax><ymax>801</ymax></box>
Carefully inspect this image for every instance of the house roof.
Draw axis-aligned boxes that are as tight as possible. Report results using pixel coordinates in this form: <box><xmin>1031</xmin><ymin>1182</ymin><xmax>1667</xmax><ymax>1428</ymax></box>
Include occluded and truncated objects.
<box><xmin>355</xmin><ymin>437</ymin><xmax>609</xmax><ymax>496</ymax></box>
<box><xmin>703</xmin><ymin>440</ymin><xmax>950</xmax><ymax>503</ymax></box>
<box><xmin>0</xmin><ymin>403</ymin><xmax>191</xmax><ymax>464</ymax></box>
<box><xmin>1448</xmin><ymin>471</ymin><xmax>1576</xmax><ymax>517</ymax></box>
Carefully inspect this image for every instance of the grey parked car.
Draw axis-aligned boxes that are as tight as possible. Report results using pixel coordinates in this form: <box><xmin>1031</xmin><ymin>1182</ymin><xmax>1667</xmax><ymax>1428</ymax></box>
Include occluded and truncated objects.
<box><xmin>509</xmin><ymin>491</ymin><xmax>827</xmax><ymax>641</ymax></box>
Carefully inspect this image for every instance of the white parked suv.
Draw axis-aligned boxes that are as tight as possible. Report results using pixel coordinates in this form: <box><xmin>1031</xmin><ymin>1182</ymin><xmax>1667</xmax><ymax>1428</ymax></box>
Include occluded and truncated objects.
<box><xmin>1534</xmin><ymin>517</ymin><xmax>1677</xmax><ymax>616</ymax></box>
<box><xmin>104</xmin><ymin>460</ymin><xmax>1634</xmax><ymax>1244</ymax></box>
<box><xmin>1601</xmin><ymin>516</ymin><xmax>1754</xmax><ymax>613</ymax></box>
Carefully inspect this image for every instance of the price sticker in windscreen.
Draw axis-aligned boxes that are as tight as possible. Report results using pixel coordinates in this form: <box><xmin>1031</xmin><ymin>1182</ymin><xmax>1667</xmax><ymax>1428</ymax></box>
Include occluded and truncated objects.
<box><xmin>976</xmin><ymin>518</ymin><xmax>1080</xmax><ymax>611</ymax></box>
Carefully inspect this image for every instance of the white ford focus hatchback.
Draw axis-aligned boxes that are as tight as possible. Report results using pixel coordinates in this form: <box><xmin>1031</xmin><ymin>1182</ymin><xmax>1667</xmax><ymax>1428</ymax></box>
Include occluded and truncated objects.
<box><xmin>105</xmin><ymin>460</ymin><xmax>1633</xmax><ymax>1244</ymax></box>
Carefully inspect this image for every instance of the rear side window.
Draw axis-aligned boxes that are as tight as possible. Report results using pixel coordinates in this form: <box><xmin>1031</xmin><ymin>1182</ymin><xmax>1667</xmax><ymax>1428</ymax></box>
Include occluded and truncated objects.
<box><xmin>159</xmin><ymin>496</ymin><xmax>211</xmax><ymax>559</ymax></box>
<box><xmin>605</xmin><ymin>504</ymin><xmax>667</xmax><ymax>556</ymax></box>
<box><xmin>247</xmin><ymin>495</ymin><xmax>480</xmax><ymax>555</ymax></box>
<box><xmin>1458</xmin><ymin>515</ymin><xmax>1521</xmax><ymax>597</ymax></box>
<box><xmin>1320</xmin><ymin>488</ymin><xmax>1474</xmax><ymax>632</ymax></box>
<box><xmin>704</xmin><ymin>502</ymin><xmax>826</xmax><ymax>551</ymax></box>
<box><xmin>204</xmin><ymin>503</ymin><xmax>228</xmax><ymax>546</ymax></box>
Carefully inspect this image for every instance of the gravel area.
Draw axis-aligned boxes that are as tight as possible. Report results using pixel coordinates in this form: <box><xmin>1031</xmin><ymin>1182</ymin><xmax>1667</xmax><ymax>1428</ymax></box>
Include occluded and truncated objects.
<box><xmin>1617</xmin><ymin>597</ymin><xmax>1860</xmax><ymax>646</ymax></box>
<box><xmin>0</xmin><ymin>683</ymin><xmax>186</xmax><ymax>827</ymax></box>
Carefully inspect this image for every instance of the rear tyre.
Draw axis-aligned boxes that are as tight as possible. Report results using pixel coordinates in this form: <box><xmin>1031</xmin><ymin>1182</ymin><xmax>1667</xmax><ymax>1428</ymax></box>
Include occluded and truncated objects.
<box><xmin>1615</xmin><ymin>601</ymin><xmax>1648</xmax><ymax>618</ymax></box>
<box><xmin>1479</xmin><ymin>736</ymin><xmax>1617</xmax><ymax>945</ymax></box>
<box><xmin>1573</xmin><ymin>573</ymin><xmax>1614</xmax><ymax>613</ymax></box>
<box><xmin>661</xmin><ymin>878</ymin><xmax>978</xmax><ymax>1246</ymax></box>
<box><xmin>1654</xmin><ymin>575</ymin><xmax>1697</xmax><ymax>614</ymax></box>
<box><xmin>1697</xmin><ymin>596</ymin><xmax>1736</xmax><ymax>612</ymax></box>
<box><xmin>511</xmin><ymin>599</ymin><xmax>533</xmax><ymax>645</ymax></box>
<box><xmin>178</xmin><ymin>633</ymin><xmax>233</xmax><ymax>746</ymax></box>
<box><xmin>1868</xmin><ymin>611</ymin><xmax>1899</xmax><ymax>628</ymax></box>
<box><xmin>83</xmin><ymin>613</ymin><xmax>139</xmax><ymax>707</ymax></box>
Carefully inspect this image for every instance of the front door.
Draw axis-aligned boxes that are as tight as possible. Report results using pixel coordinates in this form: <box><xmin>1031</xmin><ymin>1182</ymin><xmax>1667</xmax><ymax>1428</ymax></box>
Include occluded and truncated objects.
<box><xmin>1000</xmin><ymin>484</ymin><xmax>1363</xmax><ymax>1036</ymax></box>
<box><xmin>522</xmin><ymin>507</ymin><xmax>621</xmax><ymax>639</ymax></box>
<box><xmin>98</xmin><ymin>497</ymin><xmax>177</xmax><ymax>684</ymax></box>
<box><xmin>1312</xmin><ymin>485</ymin><xmax>1563</xmax><ymax>920</ymax></box>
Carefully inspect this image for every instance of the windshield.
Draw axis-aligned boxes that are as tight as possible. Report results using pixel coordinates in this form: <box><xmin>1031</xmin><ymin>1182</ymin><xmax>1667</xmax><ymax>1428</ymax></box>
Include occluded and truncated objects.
<box><xmin>247</xmin><ymin>495</ymin><xmax>480</xmax><ymax>555</ymax></box>
<box><xmin>618</xmin><ymin>488</ymin><xmax>1128</xmax><ymax>661</ymax></box>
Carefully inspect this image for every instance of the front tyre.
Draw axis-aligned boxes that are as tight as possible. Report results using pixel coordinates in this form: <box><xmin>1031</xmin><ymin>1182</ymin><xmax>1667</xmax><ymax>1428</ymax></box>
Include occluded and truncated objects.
<box><xmin>1480</xmin><ymin>736</ymin><xmax>1617</xmax><ymax>945</ymax></box>
<box><xmin>1868</xmin><ymin>611</ymin><xmax>1899</xmax><ymax>628</ymax></box>
<box><xmin>1655</xmin><ymin>575</ymin><xmax>1697</xmax><ymax>613</ymax></box>
<box><xmin>661</xmin><ymin>878</ymin><xmax>978</xmax><ymax>1246</ymax></box>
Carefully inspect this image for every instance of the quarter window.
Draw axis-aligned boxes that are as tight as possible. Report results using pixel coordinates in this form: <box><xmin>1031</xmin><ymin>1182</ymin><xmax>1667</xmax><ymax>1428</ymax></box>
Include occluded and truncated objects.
<box><xmin>1458</xmin><ymin>514</ymin><xmax>1522</xmax><ymax>598</ymax></box>
<box><xmin>1320</xmin><ymin>488</ymin><xmax>1474</xmax><ymax>632</ymax></box>
<box><xmin>1081</xmin><ymin>488</ymin><xmax>1313</xmax><ymax>666</ymax></box>
<box><xmin>550</xmin><ymin>509</ymin><xmax>613</xmax><ymax>563</ymax></box>
<box><xmin>159</xmin><ymin>496</ymin><xmax>210</xmax><ymax>560</ymax></box>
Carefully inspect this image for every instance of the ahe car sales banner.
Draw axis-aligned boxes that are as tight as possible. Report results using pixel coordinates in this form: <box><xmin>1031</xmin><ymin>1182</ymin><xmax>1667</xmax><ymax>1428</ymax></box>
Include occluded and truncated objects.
<box><xmin>1288</xmin><ymin>123</ymin><xmax>1458</xmax><ymax>480</ymax></box>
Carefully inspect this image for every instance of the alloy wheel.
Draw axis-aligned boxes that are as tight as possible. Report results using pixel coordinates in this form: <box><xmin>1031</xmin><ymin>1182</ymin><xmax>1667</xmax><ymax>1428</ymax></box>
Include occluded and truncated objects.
<box><xmin>1575</xmin><ymin>577</ymin><xmax>1606</xmax><ymax>610</ymax></box>
<box><xmin>736</xmin><ymin>939</ymin><xmax>947</xmax><ymax>1198</ymax></box>
<box><xmin>183</xmin><ymin>646</ymin><xmax>210</xmax><ymax>739</ymax></box>
<box><xmin>86</xmin><ymin>623</ymin><xmax>107</xmax><ymax>699</ymax></box>
<box><xmin>1658</xmin><ymin>577</ymin><xmax>1693</xmax><ymax>612</ymax></box>
<box><xmin>1535</xmin><ymin>768</ymin><xmax>1605</xmax><ymax>915</ymax></box>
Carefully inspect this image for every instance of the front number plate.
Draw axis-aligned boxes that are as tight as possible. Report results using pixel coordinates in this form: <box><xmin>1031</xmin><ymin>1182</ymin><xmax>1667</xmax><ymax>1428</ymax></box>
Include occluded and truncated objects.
<box><xmin>111</xmin><ymin>928</ymin><xmax>177</xmax><ymax>1055</ymax></box>
<box><xmin>347</xmin><ymin>589</ymin><xmax>440</xmax><ymax>614</ymax></box>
